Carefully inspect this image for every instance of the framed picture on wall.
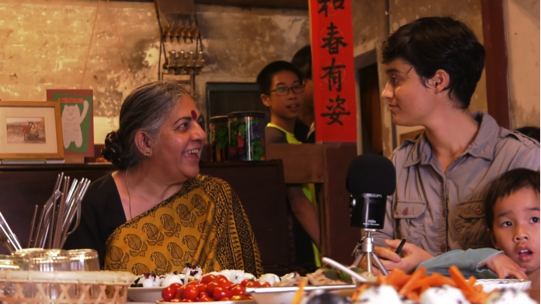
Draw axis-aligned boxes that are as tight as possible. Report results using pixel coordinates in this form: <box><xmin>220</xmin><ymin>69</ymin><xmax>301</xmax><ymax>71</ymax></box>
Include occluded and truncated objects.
<box><xmin>46</xmin><ymin>89</ymin><xmax>94</xmax><ymax>158</ymax></box>
<box><xmin>0</xmin><ymin>101</ymin><xmax>64</xmax><ymax>159</ymax></box>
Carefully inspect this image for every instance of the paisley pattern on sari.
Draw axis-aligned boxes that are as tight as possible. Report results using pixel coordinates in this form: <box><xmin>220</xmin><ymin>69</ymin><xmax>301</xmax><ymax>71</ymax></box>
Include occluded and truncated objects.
<box><xmin>103</xmin><ymin>175</ymin><xmax>264</xmax><ymax>277</ymax></box>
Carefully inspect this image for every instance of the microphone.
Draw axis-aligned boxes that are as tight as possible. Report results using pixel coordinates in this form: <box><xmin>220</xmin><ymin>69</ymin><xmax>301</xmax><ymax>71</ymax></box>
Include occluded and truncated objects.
<box><xmin>346</xmin><ymin>154</ymin><xmax>396</xmax><ymax>230</ymax></box>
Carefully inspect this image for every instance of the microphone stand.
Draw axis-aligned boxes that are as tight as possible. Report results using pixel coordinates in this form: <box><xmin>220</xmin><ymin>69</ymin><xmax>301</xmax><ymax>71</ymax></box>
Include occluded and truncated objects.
<box><xmin>350</xmin><ymin>229</ymin><xmax>388</xmax><ymax>276</ymax></box>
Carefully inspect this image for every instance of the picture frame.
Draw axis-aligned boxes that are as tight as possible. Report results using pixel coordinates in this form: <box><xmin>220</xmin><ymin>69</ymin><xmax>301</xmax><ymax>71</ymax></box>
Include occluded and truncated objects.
<box><xmin>46</xmin><ymin>89</ymin><xmax>94</xmax><ymax>158</ymax></box>
<box><xmin>0</xmin><ymin>101</ymin><xmax>64</xmax><ymax>159</ymax></box>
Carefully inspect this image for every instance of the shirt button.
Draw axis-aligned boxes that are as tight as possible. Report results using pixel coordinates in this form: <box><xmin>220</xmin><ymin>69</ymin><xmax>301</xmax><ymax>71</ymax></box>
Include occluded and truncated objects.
<box><xmin>476</xmin><ymin>208</ymin><xmax>483</xmax><ymax>215</ymax></box>
<box><xmin>440</xmin><ymin>244</ymin><xmax>446</xmax><ymax>253</ymax></box>
<box><xmin>402</xmin><ymin>208</ymin><xmax>409</xmax><ymax>216</ymax></box>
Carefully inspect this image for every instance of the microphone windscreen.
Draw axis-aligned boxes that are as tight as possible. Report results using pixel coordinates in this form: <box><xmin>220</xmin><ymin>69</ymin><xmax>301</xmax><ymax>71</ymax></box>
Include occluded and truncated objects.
<box><xmin>346</xmin><ymin>154</ymin><xmax>396</xmax><ymax>195</ymax></box>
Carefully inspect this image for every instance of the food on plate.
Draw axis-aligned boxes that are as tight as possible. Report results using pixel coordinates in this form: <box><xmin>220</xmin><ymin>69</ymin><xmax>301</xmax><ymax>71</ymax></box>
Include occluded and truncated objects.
<box><xmin>131</xmin><ymin>263</ymin><xmax>205</xmax><ymax>288</ymax></box>
<box><xmin>304</xmin><ymin>290</ymin><xmax>350</xmax><ymax>304</ymax></box>
<box><xmin>485</xmin><ymin>288</ymin><xmax>536</xmax><ymax>304</ymax></box>
<box><xmin>419</xmin><ymin>285</ymin><xmax>470</xmax><ymax>304</ymax></box>
<box><xmin>288</xmin><ymin>265</ymin><xmax>535</xmax><ymax>304</ymax></box>
<box><xmin>132</xmin><ymin>272</ymin><xmax>162</xmax><ymax>287</ymax></box>
<box><xmin>159</xmin><ymin>274</ymin><xmax>258</xmax><ymax>302</ymax></box>
<box><xmin>154</xmin><ymin>268</ymin><xmax>276</xmax><ymax>302</ymax></box>
<box><xmin>354</xmin><ymin>285</ymin><xmax>403</xmax><ymax>303</ymax></box>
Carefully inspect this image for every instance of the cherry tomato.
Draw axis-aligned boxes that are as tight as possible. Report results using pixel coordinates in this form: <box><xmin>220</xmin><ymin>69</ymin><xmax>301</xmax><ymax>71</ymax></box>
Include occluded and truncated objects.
<box><xmin>261</xmin><ymin>282</ymin><xmax>271</xmax><ymax>287</ymax></box>
<box><xmin>201</xmin><ymin>274</ymin><xmax>216</xmax><ymax>284</ymax></box>
<box><xmin>169</xmin><ymin>282</ymin><xmax>183</xmax><ymax>295</ymax></box>
<box><xmin>216</xmin><ymin>278</ymin><xmax>234</xmax><ymax>290</ymax></box>
<box><xmin>182</xmin><ymin>285</ymin><xmax>200</xmax><ymax>300</ymax></box>
<box><xmin>230</xmin><ymin>285</ymin><xmax>246</xmax><ymax>296</ymax></box>
<box><xmin>196</xmin><ymin>296</ymin><xmax>213</xmax><ymax>302</ymax></box>
<box><xmin>212</xmin><ymin>286</ymin><xmax>231</xmax><ymax>301</ymax></box>
<box><xmin>214</xmin><ymin>274</ymin><xmax>228</xmax><ymax>282</ymax></box>
<box><xmin>206</xmin><ymin>281</ymin><xmax>220</xmax><ymax>296</ymax></box>
<box><xmin>231</xmin><ymin>295</ymin><xmax>251</xmax><ymax>301</ymax></box>
<box><xmin>198</xmin><ymin>291</ymin><xmax>209</xmax><ymax>298</ymax></box>
<box><xmin>161</xmin><ymin>286</ymin><xmax>176</xmax><ymax>302</ymax></box>
<box><xmin>196</xmin><ymin>283</ymin><xmax>207</xmax><ymax>294</ymax></box>
<box><xmin>175</xmin><ymin>286</ymin><xmax>186</xmax><ymax>300</ymax></box>
<box><xmin>240</xmin><ymin>279</ymin><xmax>252</xmax><ymax>287</ymax></box>
<box><xmin>219</xmin><ymin>297</ymin><xmax>231</xmax><ymax>301</ymax></box>
<box><xmin>187</xmin><ymin>280</ymin><xmax>200</xmax><ymax>286</ymax></box>
<box><xmin>245</xmin><ymin>281</ymin><xmax>261</xmax><ymax>288</ymax></box>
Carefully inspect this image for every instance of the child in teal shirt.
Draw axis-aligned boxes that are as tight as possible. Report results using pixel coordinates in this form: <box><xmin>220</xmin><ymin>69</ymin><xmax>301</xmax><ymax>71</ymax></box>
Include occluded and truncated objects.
<box><xmin>419</xmin><ymin>168</ymin><xmax>539</xmax><ymax>290</ymax></box>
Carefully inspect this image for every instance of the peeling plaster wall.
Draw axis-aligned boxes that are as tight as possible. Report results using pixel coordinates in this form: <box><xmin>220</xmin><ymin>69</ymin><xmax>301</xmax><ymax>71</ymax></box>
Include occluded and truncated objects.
<box><xmin>503</xmin><ymin>0</ymin><xmax>540</xmax><ymax>129</ymax></box>
<box><xmin>194</xmin><ymin>4</ymin><xmax>310</xmax><ymax>107</ymax></box>
<box><xmin>0</xmin><ymin>0</ymin><xmax>309</xmax><ymax>144</ymax></box>
<box><xmin>0</xmin><ymin>0</ymin><xmax>160</xmax><ymax>143</ymax></box>
<box><xmin>351</xmin><ymin>0</ymin><xmax>486</xmax><ymax>157</ymax></box>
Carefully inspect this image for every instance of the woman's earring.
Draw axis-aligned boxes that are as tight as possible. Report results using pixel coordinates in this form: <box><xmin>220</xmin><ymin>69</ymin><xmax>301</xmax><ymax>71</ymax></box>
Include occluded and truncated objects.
<box><xmin>145</xmin><ymin>151</ymin><xmax>150</xmax><ymax>157</ymax></box>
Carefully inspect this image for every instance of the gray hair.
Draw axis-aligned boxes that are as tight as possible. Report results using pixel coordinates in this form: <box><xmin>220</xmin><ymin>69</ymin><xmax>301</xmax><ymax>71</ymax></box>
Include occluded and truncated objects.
<box><xmin>102</xmin><ymin>80</ymin><xmax>192</xmax><ymax>169</ymax></box>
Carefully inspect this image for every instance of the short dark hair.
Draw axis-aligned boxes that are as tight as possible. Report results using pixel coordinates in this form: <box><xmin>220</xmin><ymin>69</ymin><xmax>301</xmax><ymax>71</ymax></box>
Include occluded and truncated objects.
<box><xmin>516</xmin><ymin>126</ymin><xmax>540</xmax><ymax>142</ymax></box>
<box><xmin>484</xmin><ymin>168</ymin><xmax>540</xmax><ymax>230</ymax></box>
<box><xmin>382</xmin><ymin>16</ymin><xmax>485</xmax><ymax>109</ymax></box>
<box><xmin>291</xmin><ymin>45</ymin><xmax>312</xmax><ymax>80</ymax></box>
<box><xmin>102</xmin><ymin>80</ymin><xmax>192</xmax><ymax>169</ymax></box>
<box><xmin>256</xmin><ymin>61</ymin><xmax>303</xmax><ymax>95</ymax></box>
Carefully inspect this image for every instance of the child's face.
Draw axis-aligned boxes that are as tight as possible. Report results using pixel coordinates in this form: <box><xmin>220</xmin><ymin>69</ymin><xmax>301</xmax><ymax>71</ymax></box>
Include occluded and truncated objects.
<box><xmin>491</xmin><ymin>187</ymin><xmax>540</xmax><ymax>274</ymax></box>
<box><xmin>261</xmin><ymin>71</ymin><xmax>303</xmax><ymax>121</ymax></box>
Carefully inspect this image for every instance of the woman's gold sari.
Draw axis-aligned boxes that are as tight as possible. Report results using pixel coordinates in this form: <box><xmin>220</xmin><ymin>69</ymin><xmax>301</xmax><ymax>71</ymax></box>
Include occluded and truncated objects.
<box><xmin>103</xmin><ymin>175</ymin><xmax>263</xmax><ymax>276</ymax></box>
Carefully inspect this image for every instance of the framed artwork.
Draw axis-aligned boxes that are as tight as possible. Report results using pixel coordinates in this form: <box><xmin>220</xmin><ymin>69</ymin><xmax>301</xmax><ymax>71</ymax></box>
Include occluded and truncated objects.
<box><xmin>46</xmin><ymin>89</ymin><xmax>94</xmax><ymax>157</ymax></box>
<box><xmin>0</xmin><ymin>101</ymin><xmax>64</xmax><ymax>159</ymax></box>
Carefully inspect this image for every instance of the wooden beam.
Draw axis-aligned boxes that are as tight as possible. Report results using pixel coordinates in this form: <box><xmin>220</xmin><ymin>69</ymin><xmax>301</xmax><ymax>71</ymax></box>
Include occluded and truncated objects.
<box><xmin>481</xmin><ymin>0</ymin><xmax>510</xmax><ymax>128</ymax></box>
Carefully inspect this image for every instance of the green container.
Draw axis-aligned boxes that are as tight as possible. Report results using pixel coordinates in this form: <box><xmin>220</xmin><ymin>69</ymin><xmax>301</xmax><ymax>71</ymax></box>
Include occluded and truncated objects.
<box><xmin>228</xmin><ymin>112</ymin><xmax>265</xmax><ymax>161</ymax></box>
<box><xmin>209</xmin><ymin>115</ymin><xmax>229</xmax><ymax>162</ymax></box>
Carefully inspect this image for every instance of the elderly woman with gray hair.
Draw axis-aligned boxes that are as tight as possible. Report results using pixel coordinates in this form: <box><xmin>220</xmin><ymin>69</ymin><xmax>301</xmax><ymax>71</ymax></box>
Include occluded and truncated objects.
<box><xmin>64</xmin><ymin>80</ymin><xmax>263</xmax><ymax>277</ymax></box>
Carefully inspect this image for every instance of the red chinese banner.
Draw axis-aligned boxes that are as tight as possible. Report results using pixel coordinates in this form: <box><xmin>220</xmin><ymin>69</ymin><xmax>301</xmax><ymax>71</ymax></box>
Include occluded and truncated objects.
<box><xmin>309</xmin><ymin>0</ymin><xmax>357</xmax><ymax>143</ymax></box>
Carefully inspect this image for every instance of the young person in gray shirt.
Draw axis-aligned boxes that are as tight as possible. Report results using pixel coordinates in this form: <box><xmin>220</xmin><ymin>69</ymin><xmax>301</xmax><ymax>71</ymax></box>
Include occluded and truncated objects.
<box><xmin>368</xmin><ymin>16</ymin><xmax>540</xmax><ymax>274</ymax></box>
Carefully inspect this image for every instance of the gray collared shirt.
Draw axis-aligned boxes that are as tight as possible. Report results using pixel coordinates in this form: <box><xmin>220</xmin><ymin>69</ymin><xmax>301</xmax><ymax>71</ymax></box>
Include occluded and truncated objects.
<box><xmin>373</xmin><ymin>112</ymin><xmax>540</xmax><ymax>256</ymax></box>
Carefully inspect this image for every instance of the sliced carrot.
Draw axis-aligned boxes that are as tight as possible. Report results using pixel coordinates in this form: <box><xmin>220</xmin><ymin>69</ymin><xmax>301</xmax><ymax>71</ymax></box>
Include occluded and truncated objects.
<box><xmin>350</xmin><ymin>284</ymin><xmax>368</xmax><ymax>302</ymax></box>
<box><xmin>406</xmin><ymin>273</ymin><xmax>456</xmax><ymax>293</ymax></box>
<box><xmin>398</xmin><ymin>267</ymin><xmax>426</xmax><ymax>297</ymax></box>
<box><xmin>376</xmin><ymin>274</ymin><xmax>387</xmax><ymax>285</ymax></box>
<box><xmin>385</xmin><ymin>268</ymin><xmax>411</xmax><ymax>291</ymax></box>
<box><xmin>406</xmin><ymin>290</ymin><xmax>421</xmax><ymax>303</ymax></box>
<box><xmin>291</xmin><ymin>277</ymin><xmax>307</xmax><ymax>304</ymax></box>
<box><xmin>449</xmin><ymin>265</ymin><xmax>487</xmax><ymax>304</ymax></box>
<box><xmin>467</xmin><ymin>275</ymin><xmax>477</xmax><ymax>286</ymax></box>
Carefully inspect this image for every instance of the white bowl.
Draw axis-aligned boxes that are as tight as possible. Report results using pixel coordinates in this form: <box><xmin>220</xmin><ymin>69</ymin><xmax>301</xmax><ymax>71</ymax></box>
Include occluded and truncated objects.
<box><xmin>246</xmin><ymin>284</ymin><xmax>356</xmax><ymax>304</ymax></box>
<box><xmin>128</xmin><ymin>287</ymin><xmax>163</xmax><ymax>302</ymax></box>
<box><xmin>474</xmin><ymin>279</ymin><xmax>531</xmax><ymax>294</ymax></box>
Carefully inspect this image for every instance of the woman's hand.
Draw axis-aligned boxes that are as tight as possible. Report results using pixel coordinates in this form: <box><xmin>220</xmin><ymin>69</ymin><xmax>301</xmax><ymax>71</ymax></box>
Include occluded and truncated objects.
<box><xmin>485</xmin><ymin>253</ymin><xmax>527</xmax><ymax>280</ymax></box>
<box><xmin>370</xmin><ymin>239</ymin><xmax>433</xmax><ymax>274</ymax></box>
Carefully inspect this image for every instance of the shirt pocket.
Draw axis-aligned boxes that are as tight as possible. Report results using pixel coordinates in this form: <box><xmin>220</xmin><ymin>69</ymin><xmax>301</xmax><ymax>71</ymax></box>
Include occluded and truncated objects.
<box><xmin>456</xmin><ymin>200</ymin><xmax>492</xmax><ymax>249</ymax></box>
<box><xmin>393</xmin><ymin>201</ymin><xmax>427</xmax><ymax>243</ymax></box>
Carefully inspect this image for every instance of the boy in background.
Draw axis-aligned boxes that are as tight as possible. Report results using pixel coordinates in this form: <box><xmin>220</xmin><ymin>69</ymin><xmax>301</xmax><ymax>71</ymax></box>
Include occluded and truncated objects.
<box><xmin>419</xmin><ymin>168</ymin><xmax>539</xmax><ymax>290</ymax></box>
<box><xmin>291</xmin><ymin>45</ymin><xmax>316</xmax><ymax>143</ymax></box>
<box><xmin>256</xmin><ymin>61</ymin><xmax>320</xmax><ymax>271</ymax></box>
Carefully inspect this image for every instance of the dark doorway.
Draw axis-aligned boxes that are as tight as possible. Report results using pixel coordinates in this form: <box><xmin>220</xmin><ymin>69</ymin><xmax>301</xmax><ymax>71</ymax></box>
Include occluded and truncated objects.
<box><xmin>358</xmin><ymin>63</ymin><xmax>383</xmax><ymax>155</ymax></box>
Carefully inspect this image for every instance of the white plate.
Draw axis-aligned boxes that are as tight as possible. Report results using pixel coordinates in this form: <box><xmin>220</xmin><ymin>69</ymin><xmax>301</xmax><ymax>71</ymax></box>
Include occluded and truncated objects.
<box><xmin>474</xmin><ymin>279</ymin><xmax>531</xmax><ymax>294</ymax></box>
<box><xmin>128</xmin><ymin>287</ymin><xmax>163</xmax><ymax>303</ymax></box>
<box><xmin>246</xmin><ymin>284</ymin><xmax>356</xmax><ymax>304</ymax></box>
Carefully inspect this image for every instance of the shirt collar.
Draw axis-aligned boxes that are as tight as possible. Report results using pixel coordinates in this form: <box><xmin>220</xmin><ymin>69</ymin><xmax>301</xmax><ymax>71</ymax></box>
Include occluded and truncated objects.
<box><xmin>403</xmin><ymin>111</ymin><xmax>497</xmax><ymax>167</ymax></box>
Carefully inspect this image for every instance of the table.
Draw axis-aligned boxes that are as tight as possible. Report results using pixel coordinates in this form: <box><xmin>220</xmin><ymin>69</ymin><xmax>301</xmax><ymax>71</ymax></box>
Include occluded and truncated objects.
<box><xmin>529</xmin><ymin>288</ymin><xmax>540</xmax><ymax>303</ymax></box>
